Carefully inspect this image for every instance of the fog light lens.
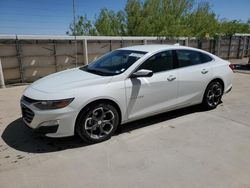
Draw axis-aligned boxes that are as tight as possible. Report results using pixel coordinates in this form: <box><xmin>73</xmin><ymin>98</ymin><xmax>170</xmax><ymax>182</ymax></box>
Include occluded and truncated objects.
<box><xmin>38</xmin><ymin>120</ymin><xmax>59</xmax><ymax>127</ymax></box>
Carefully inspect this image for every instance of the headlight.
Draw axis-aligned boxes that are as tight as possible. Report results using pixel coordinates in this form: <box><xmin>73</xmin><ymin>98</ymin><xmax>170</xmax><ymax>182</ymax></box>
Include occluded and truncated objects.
<box><xmin>33</xmin><ymin>98</ymin><xmax>74</xmax><ymax>110</ymax></box>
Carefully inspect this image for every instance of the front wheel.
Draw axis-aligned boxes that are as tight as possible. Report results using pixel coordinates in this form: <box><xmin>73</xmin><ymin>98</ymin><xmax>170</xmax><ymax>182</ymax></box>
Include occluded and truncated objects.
<box><xmin>202</xmin><ymin>81</ymin><xmax>223</xmax><ymax>110</ymax></box>
<box><xmin>76</xmin><ymin>103</ymin><xmax>119</xmax><ymax>144</ymax></box>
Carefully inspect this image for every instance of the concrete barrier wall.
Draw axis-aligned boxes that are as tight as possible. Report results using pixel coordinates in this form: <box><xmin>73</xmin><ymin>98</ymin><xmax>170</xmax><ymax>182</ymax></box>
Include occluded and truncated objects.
<box><xmin>0</xmin><ymin>35</ymin><xmax>249</xmax><ymax>85</ymax></box>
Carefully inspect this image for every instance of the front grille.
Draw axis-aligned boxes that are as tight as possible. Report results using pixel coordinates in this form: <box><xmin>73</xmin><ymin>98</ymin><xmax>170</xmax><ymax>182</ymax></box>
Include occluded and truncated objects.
<box><xmin>21</xmin><ymin>104</ymin><xmax>35</xmax><ymax>123</ymax></box>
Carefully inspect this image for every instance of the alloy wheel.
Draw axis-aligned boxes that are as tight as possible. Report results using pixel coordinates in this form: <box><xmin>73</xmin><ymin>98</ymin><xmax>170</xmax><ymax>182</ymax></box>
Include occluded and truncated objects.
<box><xmin>206</xmin><ymin>82</ymin><xmax>222</xmax><ymax>107</ymax></box>
<box><xmin>84</xmin><ymin>107</ymin><xmax>115</xmax><ymax>139</ymax></box>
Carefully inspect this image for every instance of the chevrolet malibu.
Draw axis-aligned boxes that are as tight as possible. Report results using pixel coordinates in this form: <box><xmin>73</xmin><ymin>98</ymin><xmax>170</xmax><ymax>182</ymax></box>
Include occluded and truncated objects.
<box><xmin>21</xmin><ymin>45</ymin><xmax>233</xmax><ymax>143</ymax></box>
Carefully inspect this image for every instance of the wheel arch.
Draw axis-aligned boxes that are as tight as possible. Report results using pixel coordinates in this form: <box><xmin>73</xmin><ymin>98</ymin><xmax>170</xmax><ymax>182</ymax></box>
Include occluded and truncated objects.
<box><xmin>201</xmin><ymin>77</ymin><xmax>225</xmax><ymax>109</ymax></box>
<box><xmin>202</xmin><ymin>77</ymin><xmax>225</xmax><ymax>102</ymax></box>
<box><xmin>74</xmin><ymin>98</ymin><xmax>122</xmax><ymax>134</ymax></box>
<box><xmin>207</xmin><ymin>77</ymin><xmax>225</xmax><ymax>92</ymax></box>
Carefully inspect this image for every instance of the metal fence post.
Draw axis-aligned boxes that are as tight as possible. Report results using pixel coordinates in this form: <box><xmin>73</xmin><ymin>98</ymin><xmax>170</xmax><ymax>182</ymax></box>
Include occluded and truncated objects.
<box><xmin>53</xmin><ymin>40</ymin><xmax>58</xmax><ymax>72</ymax></box>
<box><xmin>15</xmin><ymin>37</ymin><xmax>24</xmax><ymax>83</ymax></box>
<box><xmin>212</xmin><ymin>38</ymin><xmax>216</xmax><ymax>54</ymax></box>
<box><xmin>237</xmin><ymin>36</ymin><xmax>242</xmax><ymax>59</ymax></box>
<box><xmin>121</xmin><ymin>39</ymin><xmax>124</xmax><ymax>47</ymax></box>
<box><xmin>109</xmin><ymin>40</ymin><xmax>112</xmax><ymax>51</ymax></box>
<box><xmin>197</xmin><ymin>38</ymin><xmax>202</xmax><ymax>49</ymax></box>
<box><xmin>0</xmin><ymin>58</ymin><xmax>5</xmax><ymax>88</ymax></box>
<box><xmin>83</xmin><ymin>38</ymin><xmax>88</xmax><ymax>65</ymax></box>
<box><xmin>241</xmin><ymin>36</ymin><xmax>246</xmax><ymax>59</ymax></box>
<box><xmin>216</xmin><ymin>36</ymin><xmax>221</xmax><ymax>56</ymax></box>
<box><xmin>143</xmin><ymin>39</ymin><xmax>147</xmax><ymax>45</ymax></box>
<box><xmin>247</xmin><ymin>37</ymin><xmax>250</xmax><ymax>59</ymax></box>
<box><xmin>227</xmin><ymin>36</ymin><xmax>232</xmax><ymax>59</ymax></box>
<box><xmin>184</xmin><ymin>38</ymin><xmax>189</xmax><ymax>46</ymax></box>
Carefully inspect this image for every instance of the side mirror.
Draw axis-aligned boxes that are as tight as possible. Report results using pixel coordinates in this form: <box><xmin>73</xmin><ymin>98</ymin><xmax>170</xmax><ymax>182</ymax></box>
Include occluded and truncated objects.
<box><xmin>131</xmin><ymin>69</ymin><xmax>153</xmax><ymax>78</ymax></box>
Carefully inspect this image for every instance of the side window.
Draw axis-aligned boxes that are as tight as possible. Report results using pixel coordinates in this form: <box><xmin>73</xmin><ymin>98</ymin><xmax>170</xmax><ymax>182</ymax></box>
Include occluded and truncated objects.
<box><xmin>138</xmin><ymin>51</ymin><xmax>174</xmax><ymax>73</ymax></box>
<box><xmin>200</xmin><ymin>52</ymin><xmax>213</xmax><ymax>63</ymax></box>
<box><xmin>176</xmin><ymin>50</ymin><xmax>212</xmax><ymax>68</ymax></box>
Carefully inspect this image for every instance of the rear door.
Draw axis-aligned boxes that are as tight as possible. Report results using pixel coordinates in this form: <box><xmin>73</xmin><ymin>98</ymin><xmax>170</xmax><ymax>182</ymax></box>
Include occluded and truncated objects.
<box><xmin>175</xmin><ymin>49</ymin><xmax>214</xmax><ymax>106</ymax></box>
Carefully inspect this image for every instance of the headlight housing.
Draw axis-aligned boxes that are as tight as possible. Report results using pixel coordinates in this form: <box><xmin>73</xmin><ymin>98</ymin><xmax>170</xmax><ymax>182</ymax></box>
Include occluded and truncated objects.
<box><xmin>33</xmin><ymin>98</ymin><xmax>74</xmax><ymax>110</ymax></box>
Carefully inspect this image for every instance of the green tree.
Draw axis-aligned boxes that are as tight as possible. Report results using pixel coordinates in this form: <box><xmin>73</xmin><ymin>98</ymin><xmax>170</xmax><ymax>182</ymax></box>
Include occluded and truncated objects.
<box><xmin>67</xmin><ymin>0</ymin><xmax>250</xmax><ymax>37</ymax></box>
<box><xmin>219</xmin><ymin>19</ymin><xmax>250</xmax><ymax>36</ymax></box>
<box><xmin>157</xmin><ymin>0</ymin><xmax>193</xmax><ymax>36</ymax></box>
<box><xmin>94</xmin><ymin>8</ymin><xmax>126</xmax><ymax>36</ymax></box>
<box><xmin>185</xmin><ymin>2</ymin><xmax>218</xmax><ymax>37</ymax></box>
<box><xmin>125</xmin><ymin>0</ymin><xmax>143</xmax><ymax>35</ymax></box>
<box><xmin>125</xmin><ymin>0</ymin><xmax>193</xmax><ymax>36</ymax></box>
<box><xmin>66</xmin><ymin>15</ymin><xmax>96</xmax><ymax>36</ymax></box>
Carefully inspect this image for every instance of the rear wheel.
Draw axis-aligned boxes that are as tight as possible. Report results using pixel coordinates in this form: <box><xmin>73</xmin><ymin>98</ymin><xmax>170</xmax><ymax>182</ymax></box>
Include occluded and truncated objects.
<box><xmin>202</xmin><ymin>81</ymin><xmax>223</xmax><ymax>109</ymax></box>
<box><xmin>76</xmin><ymin>103</ymin><xmax>119</xmax><ymax>144</ymax></box>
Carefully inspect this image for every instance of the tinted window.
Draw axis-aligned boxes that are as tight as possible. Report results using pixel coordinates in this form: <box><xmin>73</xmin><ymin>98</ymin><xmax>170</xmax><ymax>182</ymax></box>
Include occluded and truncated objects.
<box><xmin>176</xmin><ymin>50</ymin><xmax>213</xmax><ymax>68</ymax></box>
<box><xmin>200</xmin><ymin>52</ymin><xmax>213</xmax><ymax>63</ymax></box>
<box><xmin>138</xmin><ymin>51</ymin><xmax>174</xmax><ymax>73</ymax></box>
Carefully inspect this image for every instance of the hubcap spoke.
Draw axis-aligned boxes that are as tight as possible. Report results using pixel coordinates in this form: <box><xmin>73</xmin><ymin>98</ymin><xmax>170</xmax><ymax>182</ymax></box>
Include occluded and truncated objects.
<box><xmin>92</xmin><ymin>107</ymin><xmax>104</xmax><ymax>121</ymax></box>
<box><xmin>103</xmin><ymin>110</ymin><xmax>115</xmax><ymax>121</ymax></box>
<box><xmin>85</xmin><ymin>123</ymin><xmax>98</xmax><ymax>131</ymax></box>
<box><xmin>85</xmin><ymin>118</ymin><xmax>97</xmax><ymax>130</ymax></box>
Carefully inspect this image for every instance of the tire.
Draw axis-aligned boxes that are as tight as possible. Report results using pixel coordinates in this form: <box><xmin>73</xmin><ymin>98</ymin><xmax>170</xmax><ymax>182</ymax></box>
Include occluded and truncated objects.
<box><xmin>76</xmin><ymin>102</ymin><xmax>119</xmax><ymax>144</ymax></box>
<box><xmin>202</xmin><ymin>81</ymin><xmax>223</xmax><ymax>110</ymax></box>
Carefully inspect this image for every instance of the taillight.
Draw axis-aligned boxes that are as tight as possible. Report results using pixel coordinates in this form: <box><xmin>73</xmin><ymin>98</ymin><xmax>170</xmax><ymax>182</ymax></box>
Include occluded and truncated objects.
<box><xmin>229</xmin><ymin>64</ymin><xmax>235</xmax><ymax>70</ymax></box>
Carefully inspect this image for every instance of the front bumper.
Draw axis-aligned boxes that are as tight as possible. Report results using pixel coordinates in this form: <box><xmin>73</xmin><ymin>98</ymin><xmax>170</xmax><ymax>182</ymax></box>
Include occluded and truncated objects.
<box><xmin>23</xmin><ymin>119</ymin><xmax>59</xmax><ymax>134</ymax></box>
<box><xmin>35</xmin><ymin>124</ymin><xmax>59</xmax><ymax>134</ymax></box>
<box><xmin>20</xmin><ymin>101</ymin><xmax>77</xmax><ymax>138</ymax></box>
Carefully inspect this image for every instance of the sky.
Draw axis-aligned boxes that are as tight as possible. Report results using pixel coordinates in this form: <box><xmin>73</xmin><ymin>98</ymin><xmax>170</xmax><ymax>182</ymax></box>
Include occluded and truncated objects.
<box><xmin>0</xmin><ymin>0</ymin><xmax>249</xmax><ymax>35</ymax></box>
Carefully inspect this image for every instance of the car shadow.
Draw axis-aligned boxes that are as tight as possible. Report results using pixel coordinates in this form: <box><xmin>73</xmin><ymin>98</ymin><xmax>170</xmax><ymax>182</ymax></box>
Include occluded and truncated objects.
<box><xmin>118</xmin><ymin>104</ymin><xmax>206</xmax><ymax>134</ymax></box>
<box><xmin>2</xmin><ymin>104</ymin><xmax>206</xmax><ymax>154</ymax></box>
<box><xmin>1</xmin><ymin>118</ymin><xmax>88</xmax><ymax>153</ymax></box>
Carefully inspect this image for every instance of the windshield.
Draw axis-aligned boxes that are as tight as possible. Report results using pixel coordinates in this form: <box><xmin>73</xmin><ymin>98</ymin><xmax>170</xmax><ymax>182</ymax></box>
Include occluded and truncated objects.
<box><xmin>80</xmin><ymin>50</ymin><xmax>147</xmax><ymax>76</ymax></box>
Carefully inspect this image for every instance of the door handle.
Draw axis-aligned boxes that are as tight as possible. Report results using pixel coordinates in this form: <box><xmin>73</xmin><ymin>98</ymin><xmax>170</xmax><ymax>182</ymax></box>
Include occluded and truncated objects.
<box><xmin>167</xmin><ymin>75</ymin><xmax>176</xmax><ymax>81</ymax></box>
<box><xmin>201</xmin><ymin>69</ymin><xmax>208</xmax><ymax>74</ymax></box>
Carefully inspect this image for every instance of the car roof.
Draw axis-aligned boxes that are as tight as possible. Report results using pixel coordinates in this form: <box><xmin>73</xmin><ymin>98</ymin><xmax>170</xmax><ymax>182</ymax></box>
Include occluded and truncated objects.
<box><xmin>120</xmin><ymin>44</ymin><xmax>201</xmax><ymax>53</ymax></box>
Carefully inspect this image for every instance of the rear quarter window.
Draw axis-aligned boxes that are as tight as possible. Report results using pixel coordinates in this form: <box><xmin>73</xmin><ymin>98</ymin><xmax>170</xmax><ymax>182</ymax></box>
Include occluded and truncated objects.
<box><xmin>176</xmin><ymin>50</ymin><xmax>213</xmax><ymax>68</ymax></box>
<box><xmin>200</xmin><ymin>52</ymin><xmax>213</xmax><ymax>63</ymax></box>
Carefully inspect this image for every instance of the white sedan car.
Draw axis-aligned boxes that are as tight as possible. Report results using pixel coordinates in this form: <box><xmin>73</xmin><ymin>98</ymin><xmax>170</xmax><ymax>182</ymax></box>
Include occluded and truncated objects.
<box><xmin>21</xmin><ymin>45</ymin><xmax>233</xmax><ymax>143</ymax></box>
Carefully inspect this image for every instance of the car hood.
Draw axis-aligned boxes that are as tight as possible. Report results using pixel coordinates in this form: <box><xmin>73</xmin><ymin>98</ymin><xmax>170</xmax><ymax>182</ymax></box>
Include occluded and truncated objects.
<box><xmin>30</xmin><ymin>68</ymin><xmax>112</xmax><ymax>93</ymax></box>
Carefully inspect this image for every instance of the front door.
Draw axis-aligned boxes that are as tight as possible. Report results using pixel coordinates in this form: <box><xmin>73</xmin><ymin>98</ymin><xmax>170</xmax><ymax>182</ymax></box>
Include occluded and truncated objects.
<box><xmin>125</xmin><ymin>50</ymin><xmax>178</xmax><ymax>120</ymax></box>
